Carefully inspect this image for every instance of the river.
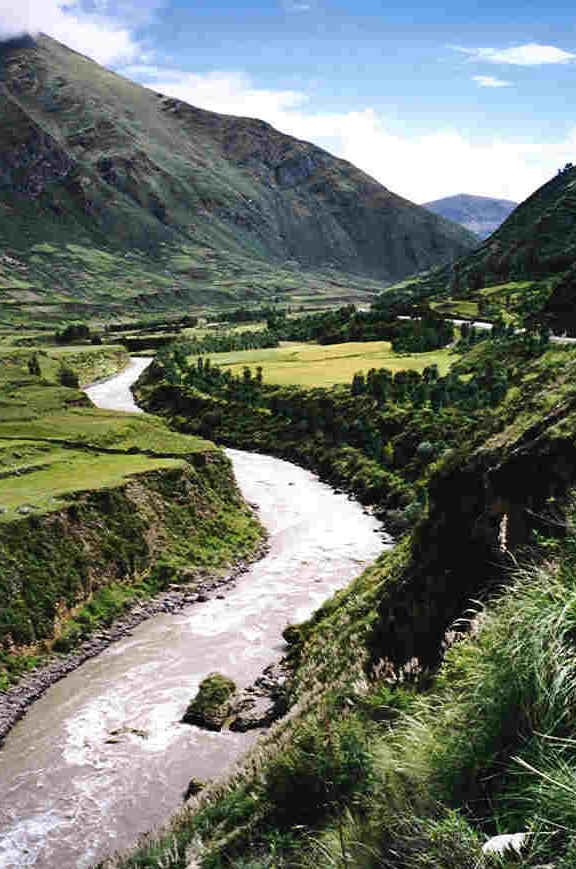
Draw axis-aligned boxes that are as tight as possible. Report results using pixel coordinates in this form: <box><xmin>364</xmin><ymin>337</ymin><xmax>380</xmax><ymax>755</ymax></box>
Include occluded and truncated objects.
<box><xmin>0</xmin><ymin>358</ymin><xmax>388</xmax><ymax>868</ymax></box>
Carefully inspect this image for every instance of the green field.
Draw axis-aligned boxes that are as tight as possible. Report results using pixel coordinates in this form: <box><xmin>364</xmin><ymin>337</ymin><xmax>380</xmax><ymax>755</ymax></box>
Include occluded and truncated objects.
<box><xmin>0</xmin><ymin>444</ymin><xmax>184</xmax><ymax>518</ymax></box>
<box><xmin>0</xmin><ymin>345</ymin><xmax>212</xmax><ymax>520</ymax></box>
<box><xmin>194</xmin><ymin>341</ymin><xmax>457</xmax><ymax>387</ymax></box>
<box><xmin>430</xmin><ymin>299</ymin><xmax>480</xmax><ymax>319</ymax></box>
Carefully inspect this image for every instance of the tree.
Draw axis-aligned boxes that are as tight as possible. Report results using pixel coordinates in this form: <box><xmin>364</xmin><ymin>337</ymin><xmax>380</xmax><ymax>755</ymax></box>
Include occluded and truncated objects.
<box><xmin>27</xmin><ymin>354</ymin><xmax>41</xmax><ymax>377</ymax></box>
<box><xmin>423</xmin><ymin>364</ymin><xmax>439</xmax><ymax>383</ymax></box>
<box><xmin>56</xmin><ymin>322</ymin><xmax>91</xmax><ymax>344</ymax></box>
<box><xmin>351</xmin><ymin>372</ymin><xmax>366</xmax><ymax>395</ymax></box>
<box><xmin>59</xmin><ymin>366</ymin><xmax>79</xmax><ymax>388</ymax></box>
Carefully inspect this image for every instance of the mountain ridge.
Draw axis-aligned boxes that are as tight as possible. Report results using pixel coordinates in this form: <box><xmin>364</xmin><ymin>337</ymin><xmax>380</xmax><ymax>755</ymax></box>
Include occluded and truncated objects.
<box><xmin>0</xmin><ymin>34</ymin><xmax>476</xmax><ymax>322</ymax></box>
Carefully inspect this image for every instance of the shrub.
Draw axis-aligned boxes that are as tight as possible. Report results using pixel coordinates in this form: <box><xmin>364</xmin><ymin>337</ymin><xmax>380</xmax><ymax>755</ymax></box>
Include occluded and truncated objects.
<box><xmin>58</xmin><ymin>366</ymin><xmax>80</xmax><ymax>388</ymax></box>
<box><xmin>27</xmin><ymin>354</ymin><xmax>41</xmax><ymax>376</ymax></box>
<box><xmin>264</xmin><ymin>711</ymin><xmax>374</xmax><ymax>825</ymax></box>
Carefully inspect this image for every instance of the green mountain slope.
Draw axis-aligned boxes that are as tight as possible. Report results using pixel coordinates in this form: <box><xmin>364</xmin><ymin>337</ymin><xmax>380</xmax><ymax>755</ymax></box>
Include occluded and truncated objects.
<box><xmin>0</xmin><ymin>35</ymin><xmax>476</xmax><ymax>323</ymax></box>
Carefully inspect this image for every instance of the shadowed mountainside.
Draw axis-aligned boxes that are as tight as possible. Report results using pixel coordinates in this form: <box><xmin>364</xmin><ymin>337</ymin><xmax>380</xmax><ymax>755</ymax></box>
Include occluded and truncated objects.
<box><xmin>0</xmin><ymin>35</ymin><xmax>476</xmax><ymax>323</ymax></box>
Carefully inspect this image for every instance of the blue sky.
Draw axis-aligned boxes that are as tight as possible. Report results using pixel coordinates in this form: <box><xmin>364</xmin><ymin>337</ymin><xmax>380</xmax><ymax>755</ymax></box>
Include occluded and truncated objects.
<box><xmin>2</xmin><ymin>0</ymin><xmax>576</xmax><ymax>204</ymax></box>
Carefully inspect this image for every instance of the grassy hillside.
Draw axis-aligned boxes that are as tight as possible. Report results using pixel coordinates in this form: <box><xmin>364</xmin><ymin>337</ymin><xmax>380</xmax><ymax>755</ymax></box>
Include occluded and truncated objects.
<box><xmin>0</xmin><ymin>35</ymin><xmax>476</xmax><ymax>325</ymax></box>
<box><xmin>374</xmin><ymin>165</ymin><xmax>576</xmax><ymax>334</ymax></box>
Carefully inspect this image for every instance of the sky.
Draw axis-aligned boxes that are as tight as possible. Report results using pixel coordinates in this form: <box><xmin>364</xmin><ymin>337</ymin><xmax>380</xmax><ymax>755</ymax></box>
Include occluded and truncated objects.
<box><xmin>1</xmin><ymin>0</ymin><xmax>576</xmax><ymax>205</ymax></box>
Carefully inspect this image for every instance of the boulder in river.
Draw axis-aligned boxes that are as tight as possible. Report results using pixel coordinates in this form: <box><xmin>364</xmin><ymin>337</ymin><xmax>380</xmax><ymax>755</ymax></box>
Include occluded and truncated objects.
<box><xmin>182</xmin><ymin>672</ymin><xmax>237</xmax><ymax>731</ymax></box>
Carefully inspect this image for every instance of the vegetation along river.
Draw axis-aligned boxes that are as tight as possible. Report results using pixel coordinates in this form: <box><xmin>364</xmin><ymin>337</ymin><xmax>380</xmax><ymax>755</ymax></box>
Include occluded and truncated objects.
<box><xmin>0</xmin><ymin>358</ymin><xmax>388</xmax><ymax>868</ymax></box>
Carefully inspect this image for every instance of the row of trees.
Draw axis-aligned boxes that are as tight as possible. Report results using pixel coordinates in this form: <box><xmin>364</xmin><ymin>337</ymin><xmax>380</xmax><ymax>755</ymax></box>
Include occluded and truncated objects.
<box><xmin>268</xmin><ymin>304</ymin><xmax>454</xmax><ymax>350</ymax></box>
<box><xmin>161</xmin><ymin>355</ymin><xmax>265</xmax><ymax>405</ymax></box>
<box><xmin>352</xmin><ymin>363</ymin><xmax>510</xmax><ymax>411</ymax></box>
<box><xmin>172</xmin><ymin>328</ymin><xmax>279</xmax><ymax>358</ymax></box>
<box><xmin>207</xmin><ymin>306</ymin><xmax>279</xmax><ymax>325</ymax></box>
<box><xmin>103</xmin><ymin>315</ymin><xmax>198</xmax><ymax>333</ymax></box>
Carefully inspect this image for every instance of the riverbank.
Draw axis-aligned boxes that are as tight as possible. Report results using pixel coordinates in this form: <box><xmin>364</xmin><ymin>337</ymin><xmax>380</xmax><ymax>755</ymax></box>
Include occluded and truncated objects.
<box><xmin>0</xmin><ymin>452</ymin><xmax>385</xmax><ymax>869</ymax></box>
<box><xmin>103</xmin><ymin>339</ymin><xmax>576</xmax><ymax>869</ymax></box>
<box><xmin>0</xmin><ymin>347</ymin><xmax>267</xmax><ymax>707</ymax></box>
<box><xmin>0</xmin><ymin>540</ymin><xmax>268</xmax><ymax>746</ymax></box>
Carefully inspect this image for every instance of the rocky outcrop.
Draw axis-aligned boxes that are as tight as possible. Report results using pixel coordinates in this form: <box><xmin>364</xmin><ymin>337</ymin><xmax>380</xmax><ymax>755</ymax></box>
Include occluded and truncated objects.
<box><xmin>0</xmin><ymin>92</ymin><xmax>72</xmax><ymax>196</ymax></box>
<box><xmin>228</xmin><ymin>662</ymin><xmax>289</xmax><ymax>732</ymax></box>
<box><xmin>181</xmin><ymin>663</ymin><xmax>289</xmax><ymax>733</ymax></box>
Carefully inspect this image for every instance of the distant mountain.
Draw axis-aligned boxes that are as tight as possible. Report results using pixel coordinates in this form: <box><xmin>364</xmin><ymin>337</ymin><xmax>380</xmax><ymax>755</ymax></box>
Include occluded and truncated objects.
<box><xmin>0</xmin><ymin>35</ymin><xmax>476</xmax><ymax>324</ymax></box>
<box><xmin>423</xmin><ymin>194</ymin><xmax>518</xmax><ymax>240</ymax></box>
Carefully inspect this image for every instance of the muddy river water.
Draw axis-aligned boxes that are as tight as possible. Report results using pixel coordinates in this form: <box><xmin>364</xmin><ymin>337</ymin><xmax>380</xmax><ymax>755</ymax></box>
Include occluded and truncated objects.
<box><xmin>0</xmin><ymin>358</ymin><xmax>388</xmax><ymax>868</ymax></box>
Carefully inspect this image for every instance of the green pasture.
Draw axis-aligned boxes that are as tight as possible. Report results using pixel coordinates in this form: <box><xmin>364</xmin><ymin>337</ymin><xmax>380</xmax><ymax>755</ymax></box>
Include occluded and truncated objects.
<box><xmin>430</xmin><ymin>299</ymin><xmax>480</xmax><ymax>319</ymax></box>
<box><xmin>0</xmin><ymin>446</ymin><xmax>184</xmax><ymax>519</ymax></box>
<box><xmin>477</xmin><ymin>280</ymin><xmax>535</xmax><ymax>297</ymax></box>
<box><xmin>0</xmin><ymin>408</ymin><xmax>211</xmax><ymax>454</ymax></box>
<box><xmin>0</xmin><ymin>344</ymin><xmax>128</xmax><ymax>386</ymax></box>
<box><xmin>194</xmin><ymin>341</ymin><xmax>457</xmax><ymax>387</ymax></box>
<box><xmin>0</xmin><ymin>342</ymin><xmax>212</xmax><ymax>521</ymax></box>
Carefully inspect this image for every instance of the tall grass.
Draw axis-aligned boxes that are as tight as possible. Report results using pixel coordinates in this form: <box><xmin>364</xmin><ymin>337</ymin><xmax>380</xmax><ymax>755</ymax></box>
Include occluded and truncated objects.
<box><xmin>309</xmin><ymin>504</ymin><xmax>576</xmax><ymax>868</ymax></box>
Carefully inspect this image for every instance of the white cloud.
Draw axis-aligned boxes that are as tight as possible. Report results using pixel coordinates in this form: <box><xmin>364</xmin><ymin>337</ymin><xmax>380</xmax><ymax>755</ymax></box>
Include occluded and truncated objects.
<box><xmin>0</xmin><ymin>0</ymin><xmax>146</xmax><ymax>66</ymax></box>
<box><xmin>472</xmin><ymin>75</ymin><xmax>512</xmax><ymax>88</ymax></box>
<box><xmin>455</xmin><ymin>43</ymin><xmax>576</xmax><ymax>66</ymax></box>
<box><xmin>282</xmin><ymin>1</ymin><xmax>314</xmax><ymax>11</ymax></box>
<box><xmin>129</xmin><ymin>66</ymin><xmax>576</xmax><ymax>204</ymax></box>
<box><xmin>133</xmin><ymin>68</ymin><xmax>308</xmax><ymax>119</ymax></box>
<box><xmin>332</xmin><ymin>117</ymin><xmax>576</xmax><ymax>204</ymax></box>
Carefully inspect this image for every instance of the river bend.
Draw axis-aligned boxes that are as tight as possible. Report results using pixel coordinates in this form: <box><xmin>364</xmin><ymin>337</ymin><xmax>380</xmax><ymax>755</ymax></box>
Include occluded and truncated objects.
<box><xmin>0</xmin><ymin>358</ymin><xmax>387</xmax><ymax>868</ymax></box>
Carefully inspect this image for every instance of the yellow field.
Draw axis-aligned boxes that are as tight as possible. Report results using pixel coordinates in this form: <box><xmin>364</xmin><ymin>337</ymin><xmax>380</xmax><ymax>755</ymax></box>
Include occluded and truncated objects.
<box><xmin>195</xmin><ymin>341</ymin><xmax>457</xmax><ymax>388</ymax></box>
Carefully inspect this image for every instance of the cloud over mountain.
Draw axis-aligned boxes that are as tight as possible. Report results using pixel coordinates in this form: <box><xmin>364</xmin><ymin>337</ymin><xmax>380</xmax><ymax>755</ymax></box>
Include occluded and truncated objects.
<box><xmin>0</xmin><ymin>0</ymin><xmax>144</xmax><ymax>65</ymax></box>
